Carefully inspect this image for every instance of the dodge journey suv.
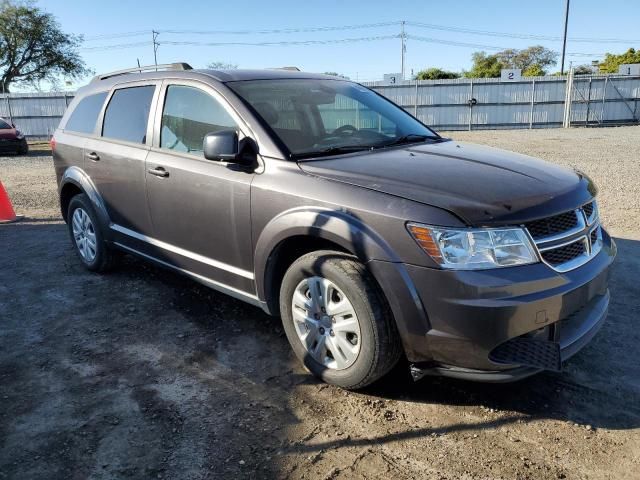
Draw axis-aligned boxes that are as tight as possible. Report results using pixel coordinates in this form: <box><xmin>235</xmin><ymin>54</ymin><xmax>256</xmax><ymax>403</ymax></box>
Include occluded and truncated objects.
<box><xmin>53</xmin><ymin>63</ymin><xmax>616</xmax><ymax>389</ymax></box>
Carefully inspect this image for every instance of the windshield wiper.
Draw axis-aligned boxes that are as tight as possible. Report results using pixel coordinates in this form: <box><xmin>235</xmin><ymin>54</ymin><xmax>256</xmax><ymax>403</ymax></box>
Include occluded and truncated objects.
<box><xmin>379</xmin><ymin>133</ymin><xmax>438</xmax><ymax>147</ymax></box>
<box><xmin>292</xmin><ymin>145</ymin><xmax>373</xmax><ymax>160</ymax></box>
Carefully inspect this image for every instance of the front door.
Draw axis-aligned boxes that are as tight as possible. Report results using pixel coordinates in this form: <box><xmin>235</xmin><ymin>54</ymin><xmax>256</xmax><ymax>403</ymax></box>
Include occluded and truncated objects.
<box><xmin>144</xmin><ymin>81</ymin><xmax>256</xmax><ymax>294</ymax></box>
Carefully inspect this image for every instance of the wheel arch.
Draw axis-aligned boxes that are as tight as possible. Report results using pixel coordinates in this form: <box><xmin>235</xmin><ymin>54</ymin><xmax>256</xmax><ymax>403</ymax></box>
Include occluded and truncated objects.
<box><xmin>254</xmin><ymin>207</ymin><xmax>401</xmax><ymax>316</ymax></box>
<box><xmin>59</xmin><ymin>166</ymin><xmax>111</xmax><ymax>232</ymax></box>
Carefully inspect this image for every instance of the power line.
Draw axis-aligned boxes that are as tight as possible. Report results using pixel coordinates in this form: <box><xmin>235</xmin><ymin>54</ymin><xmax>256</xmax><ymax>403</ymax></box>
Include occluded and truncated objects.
<box><xmin>407</xmin><ymin>35</ymin><xmax>605</xmax><ymax>57</ymax></box>
<box><xmin>78</xmin><ymin>29</ymin><xmax>610</xmax><ymax>59</ymax></box>
<box><xmin>407</xmin><ymin>21</ymin><xmax>640</xmax><ymax>44</ymax></box>
<box><xmin>162</xmin><ymin>35</ymin><xmax>399</xmax><ymax>47</ymax></box>
<box><xmin>80</xmin><ymin>41</ymin><xmax>152</xmax><ymax>51</ymax></box>
<box><xmin>79</xmin><ymin>35</ymin><xmax>607</xmax><ymax>58</ymax></box>
<box><xmin>158</xmin><ymin>21</ymin><xmax>400</xmax><ymax>35</ymax></box>
<box><xmin>80</xmin><ymin>21</ymin><xmax>640</xmax><ymax>46</ymax></box>
<box><xmin>82</xmin><ymin>31</ymin><xmax>150</xmax><ymax>41</ymax></box>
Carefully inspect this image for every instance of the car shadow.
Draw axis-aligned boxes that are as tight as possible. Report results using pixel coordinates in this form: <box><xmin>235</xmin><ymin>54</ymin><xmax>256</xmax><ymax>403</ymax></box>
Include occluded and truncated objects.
<box><xmin>2</xmin><ymin>222</ymin><xmax>638</xmax><ymax>479</ymax></box>
<box><xmin>119</xmin><ymin>215</ymin><xmax>639</xmax><ymax>433</ymax></box>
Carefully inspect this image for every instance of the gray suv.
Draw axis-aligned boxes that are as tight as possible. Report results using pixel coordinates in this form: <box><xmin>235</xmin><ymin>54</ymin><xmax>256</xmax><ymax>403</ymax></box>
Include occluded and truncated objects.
<box><xmin>53</xmin><ymin>63</ymin><xmax>616</xmax><ymax>389</ymax></box>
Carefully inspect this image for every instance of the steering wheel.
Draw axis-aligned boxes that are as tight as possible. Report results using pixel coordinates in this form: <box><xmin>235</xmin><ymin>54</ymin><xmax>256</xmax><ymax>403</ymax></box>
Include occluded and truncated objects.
<box><xmin>333</xmin><ymin>124</ymin><xmax>358</xmax><ymax>136</ymax></box>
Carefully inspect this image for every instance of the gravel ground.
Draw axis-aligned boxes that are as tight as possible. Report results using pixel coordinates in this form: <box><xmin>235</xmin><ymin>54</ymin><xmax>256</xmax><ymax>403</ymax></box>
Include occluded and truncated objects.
<box><xmin>1</xmin><ymin>128</ymin><xmax>639</xmax><ymax>479</ymax></box>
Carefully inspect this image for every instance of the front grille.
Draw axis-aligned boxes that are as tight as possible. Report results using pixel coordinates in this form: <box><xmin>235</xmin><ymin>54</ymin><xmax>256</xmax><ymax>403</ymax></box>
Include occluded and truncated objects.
<box><xmin>541</xmin><ymin>239</ymin><xmax>586</xmax><ymax>266</ymax></box>
<box><xmin>583</xmin><ymin>202</ymin><xmax>594</xmax><ymax>219</ymax></box>
<box><xmin>490</xmin><ymin>337</ymin><xmax>561</xmax><ymax>371</ymax></box>
<box><xmin>525</xmin><ymin>201</ymin><xmax>601</xmax><ymax>272</ymax></box>
<box><xmin>525</xmin><ymin>210</ymin><xmax>579</xmax><ymax>240</ymax></box>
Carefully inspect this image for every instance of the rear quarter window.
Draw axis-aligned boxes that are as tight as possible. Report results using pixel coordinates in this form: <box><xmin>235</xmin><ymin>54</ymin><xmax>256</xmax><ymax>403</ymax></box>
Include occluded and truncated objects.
<box><xmin>64</xmin><ymin>92</ymin><xmax>108</xmax><ymax>134</ymax></box>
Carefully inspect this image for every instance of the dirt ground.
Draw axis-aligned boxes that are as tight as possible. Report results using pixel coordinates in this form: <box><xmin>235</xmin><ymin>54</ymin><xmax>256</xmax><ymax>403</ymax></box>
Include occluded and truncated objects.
<box><xmin>1</xmin><ymin>128</ymin><xmax>639</xmax><ymax>479</ymax></box>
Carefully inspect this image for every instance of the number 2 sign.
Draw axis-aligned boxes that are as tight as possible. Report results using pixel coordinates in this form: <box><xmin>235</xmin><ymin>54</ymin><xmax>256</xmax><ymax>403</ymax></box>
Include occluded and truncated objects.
<box><xmin>501</xmin><ymin>69</ymin><xmax>522</xmax><ymax>81</ymax></box>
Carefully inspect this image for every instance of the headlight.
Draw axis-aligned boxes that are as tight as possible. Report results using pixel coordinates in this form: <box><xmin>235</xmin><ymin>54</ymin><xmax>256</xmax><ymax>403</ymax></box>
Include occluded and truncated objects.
<box><xmin>15</xmin><ymin>131</ymin><xmax>24</xmax><ymax>139</ymax></box>
<box><xmin>407</xmin><ymin>223</ymin><xmax>539</xmax><ymax>270</ymax></box>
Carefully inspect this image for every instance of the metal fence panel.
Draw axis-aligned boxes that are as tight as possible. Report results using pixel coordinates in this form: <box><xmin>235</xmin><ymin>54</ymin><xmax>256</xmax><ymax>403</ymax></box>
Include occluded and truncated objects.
<box><xmin>0</xmin><ymin>74</ymin><xmax>638</xmax><ymax>138</ymax></box>
<box><xmin>366</xmin><ymin>74</ymin><xmax>639</xmax><ymax>131</ymax></box>
<box><xmin>1</xmin><ymin>91</ymin><xmax>73</xmax><ymax>139</ymax></box>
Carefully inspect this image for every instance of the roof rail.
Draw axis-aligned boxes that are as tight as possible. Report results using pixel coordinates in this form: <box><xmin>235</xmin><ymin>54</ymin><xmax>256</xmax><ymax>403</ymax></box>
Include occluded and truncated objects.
<box><xmin>271</xmin><ymin>66</ymin><xmax>301</xmax><ymax>71</ymax></box>
<box><xmin>92</xmin><ymin>62</ymin><xmax>193</xmax><ymax>82</ymax></box>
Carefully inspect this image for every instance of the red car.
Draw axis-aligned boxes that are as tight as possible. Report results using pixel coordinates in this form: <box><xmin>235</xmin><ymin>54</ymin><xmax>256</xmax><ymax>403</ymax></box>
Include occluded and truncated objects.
<box><xmin>0</xmin><ymin>117</ymin><xmax>28</xmax><ymax>155</ymax></box>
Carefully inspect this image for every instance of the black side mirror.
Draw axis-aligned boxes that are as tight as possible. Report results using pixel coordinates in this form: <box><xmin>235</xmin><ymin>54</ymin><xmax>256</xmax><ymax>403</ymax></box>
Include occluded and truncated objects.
<box><xmin>203</xmin><ymin>130</ymin><xmax>258</xmax><ymax>167</ymax></box>
<box><xmin>203</xmin><ymin>130</ymin><xmax>239</xmax><ymax>161</ymax></box>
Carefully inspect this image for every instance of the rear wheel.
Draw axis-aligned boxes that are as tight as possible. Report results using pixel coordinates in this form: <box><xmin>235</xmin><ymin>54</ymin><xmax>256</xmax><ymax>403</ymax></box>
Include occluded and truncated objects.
<box><xmin>280</xmin><ymin>250</ymin><xmax>402</xmax><ymax>389</ymax></box>
<box><xmin>67</xmin><ymin>194</ymin><xmax>115</xmax><ymax>272</ymax></box>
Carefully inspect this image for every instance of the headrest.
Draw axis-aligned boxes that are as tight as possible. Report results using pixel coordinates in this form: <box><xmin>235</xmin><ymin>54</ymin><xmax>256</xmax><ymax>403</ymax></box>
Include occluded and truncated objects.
<box><xmin>253</xmin><ymin>102</ymin><xmax>279</xmax><ymax>126</ymax></box>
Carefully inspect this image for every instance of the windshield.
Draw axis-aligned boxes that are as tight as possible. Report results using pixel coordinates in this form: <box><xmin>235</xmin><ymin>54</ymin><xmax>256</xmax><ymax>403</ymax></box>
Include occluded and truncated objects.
<box><xmin>0</xmin><ymin>119</ymin><xmax>12</xmax><ymax>129</ymax></box>
<box><xmin>227</xmin><ymin>79</ymin><xmax>440</xmax><ymax>159</ymax></box>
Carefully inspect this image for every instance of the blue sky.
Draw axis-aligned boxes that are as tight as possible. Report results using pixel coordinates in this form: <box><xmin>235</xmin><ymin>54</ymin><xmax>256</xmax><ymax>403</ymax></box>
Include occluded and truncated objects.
<box><xmin>37</xmin><ymin>0</ymin><xmax>640</xmax><ymax>88</ymax></box>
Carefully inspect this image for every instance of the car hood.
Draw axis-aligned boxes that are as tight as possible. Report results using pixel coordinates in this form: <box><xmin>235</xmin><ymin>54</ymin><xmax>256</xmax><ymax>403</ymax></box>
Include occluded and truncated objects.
<box><xmin>298</xmin><ymin>140</ymin><xmax>596</xmax><ymax>225</ymax></box>
<box><xmin>0</xmin><ymin>128</ymin><xmax>18</xmax><ymax>139</ymax></box>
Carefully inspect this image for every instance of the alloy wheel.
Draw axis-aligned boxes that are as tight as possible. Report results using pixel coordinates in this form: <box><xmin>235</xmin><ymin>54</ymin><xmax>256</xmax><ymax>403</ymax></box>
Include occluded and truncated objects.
<box><xmin>72</xmin><ymin>207</ymin><xmax>97</xmax><ymax>262</ymax></box>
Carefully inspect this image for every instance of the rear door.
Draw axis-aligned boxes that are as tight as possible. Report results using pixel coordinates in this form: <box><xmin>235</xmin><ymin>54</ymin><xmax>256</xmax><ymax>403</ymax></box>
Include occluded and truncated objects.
<box><xmin>84</xmin><ymin>81</ymin><xmax>160</xmax><ymax>236</ymax></box>
<box><xmin>144</xmin><ymin>80</ymin><xmax>256</xmax><ymax>294</ymax></box>
<box><xmin>55</xmin><ymin>91</ymin><xmax>109</xmax><ymax>186</ymax></box>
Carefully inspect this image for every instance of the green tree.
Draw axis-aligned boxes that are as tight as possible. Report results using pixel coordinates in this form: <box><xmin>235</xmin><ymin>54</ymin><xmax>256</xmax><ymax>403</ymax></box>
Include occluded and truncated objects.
<box><xmin>573</xmin><ymin>64</ymin><xmax>595</xmax><ymax>75</ymax></box>
<box><xmin>523</xmin><ymin>64</ymin><xmax>545</xmax><ymax>77</ymax></box>
<box><xmin>465</xmin><ymin>46</ymin><xmax>558</xmax><ymax>78</ymax></box>
<box><xmin>464</xmin><ymin>52</ymin><xmax>503</xmax><ymax>78</ymax></box>
<box><xmin>0</xmin><ymin>0</ymin><xmax>87</xmax><ymax>92</ymax></box>
<box><xmin>499</xmin><ymin>45</ymin><xmax>557</xmax><ymax>73</ymax></box>
<box><xmin>414</xmin><ymin>68</ymin><xmax>459</xmax><ymax>80</ymax></box>
<box><xmin>598</xmin><ymin>48</ymin><xmax>640</xmax><ymax>73</ymax></box>
<box><xmin>207</xmin><ymin>61</ymin><xmax>238</xmax><ymax>70</ymax></box>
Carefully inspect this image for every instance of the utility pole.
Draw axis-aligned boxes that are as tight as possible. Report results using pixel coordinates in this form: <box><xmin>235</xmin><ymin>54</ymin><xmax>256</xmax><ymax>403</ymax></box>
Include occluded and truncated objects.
<box><xmin>400</xmin><ymin>20</ymin><xmax>406</xmax><ymax>80</ymax></box>
<box><xmin>152</xmin><ymin>30</ymin><xmax>159</xmax><ymax>68</ymax></box>
<box><xmin>560</xmin><ymin>0</ymin><xmax>570</xmax><ymax>75</ymax></box>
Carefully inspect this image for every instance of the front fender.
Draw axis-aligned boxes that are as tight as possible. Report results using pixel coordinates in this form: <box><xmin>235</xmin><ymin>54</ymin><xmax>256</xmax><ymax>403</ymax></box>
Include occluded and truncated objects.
<box><xmin>59</xmin><ymin>166</ymin><xmax>111</xmax><ymax>234</ymax></box>
<box><xmin>254</xmin><ymin>206</ymin><xmax>433</xmax><ymax>361</ymax></box>
<box><xmin>254</xmin><ymin>207</ymin><xmax>400</xmax><ymax>298</ymax></box>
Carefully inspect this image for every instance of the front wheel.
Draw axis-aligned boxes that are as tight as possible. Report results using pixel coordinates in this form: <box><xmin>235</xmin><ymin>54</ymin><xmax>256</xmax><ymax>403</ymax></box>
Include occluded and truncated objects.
<box><xmin>279</xmin><ymin>250</ymin><xmax>402</xmax><ymax>389</ymax></box>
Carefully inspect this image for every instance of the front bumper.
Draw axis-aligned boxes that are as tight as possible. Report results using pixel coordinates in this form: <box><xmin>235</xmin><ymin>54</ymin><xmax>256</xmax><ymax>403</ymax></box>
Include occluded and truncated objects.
<box><xmin>369</xmin><ymin>229</ymin><xmax>616</xmax><ymax>382</ymax></box>
<box><xmin>0</xmin><ymin>137</ymin><xmax>27</xmax><ymax>154</ymax></box>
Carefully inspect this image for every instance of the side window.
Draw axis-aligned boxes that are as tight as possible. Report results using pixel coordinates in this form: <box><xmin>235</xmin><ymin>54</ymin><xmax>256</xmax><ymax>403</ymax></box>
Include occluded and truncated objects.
<box><xmin>102</xmin><ymin>85</ymin><xmax>155</xmax><ymax>144</ymax></box>
<box><xmin>160</xmin><ymin>85</ymin><xmax>237</xmax><ymax>156</ymax></box>
<box><xmin>64</xmin><ymin>92</ymin><xmax>108</xmax><ymax>134</ymax></box>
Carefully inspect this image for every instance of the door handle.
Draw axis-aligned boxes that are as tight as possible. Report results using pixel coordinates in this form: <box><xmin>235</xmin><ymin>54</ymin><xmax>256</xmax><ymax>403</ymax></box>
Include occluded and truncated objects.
<box><xmin>148</xmin><ymin>167</ymin><xmax>169</xmax><ymax>178</ymax></box>
<box><xmin>85</xmin><ymin>152</ymin><xmax>100</xmax><ymax>161</ymax></box>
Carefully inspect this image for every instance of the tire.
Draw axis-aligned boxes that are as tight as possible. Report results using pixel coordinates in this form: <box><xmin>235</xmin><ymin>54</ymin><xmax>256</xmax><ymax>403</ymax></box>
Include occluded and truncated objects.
<box><xmin>67</xmin><ymin>193</ymin><xmax>115</xmax><ymax>272</ymax></box>
<box><xmin>18</xmin><ymin>144</ymin><xmax>28</xmax><ymax>155</ymax></box>
<box><xmin>279</xmin><ymin>250</ymin><xmax>402</xmax><ymax>389</ymax></box>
